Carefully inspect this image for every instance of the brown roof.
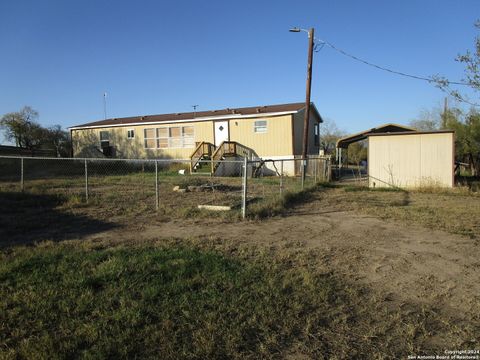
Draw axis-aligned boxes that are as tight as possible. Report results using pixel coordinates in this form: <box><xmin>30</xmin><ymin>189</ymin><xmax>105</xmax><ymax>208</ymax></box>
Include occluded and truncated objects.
<box><xmin>336</xmin><ymin>123</ymin><xmax>416</xmax><ymax>149</ymax></box>
<box><xmin>72</xmin><ymin>102</ymin><xmax>318</xmax><ymax>129</ymax></box>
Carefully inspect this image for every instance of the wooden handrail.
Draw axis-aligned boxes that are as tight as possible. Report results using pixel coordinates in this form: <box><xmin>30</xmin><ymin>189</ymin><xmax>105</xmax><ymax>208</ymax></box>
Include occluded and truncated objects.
<box><xmin>210</xmin><ymin>141</ymin><xmax>253</xmax><ymax>174</ymax></box>
<box><xmin>190</xmin><ymin>142</ymin><xmax>215</xmax><ymax>173</ymax></box>
<box><xmin>233</xmin><ymin>142</ymin><xmax>252</xmax><ymax>159</ymax></box>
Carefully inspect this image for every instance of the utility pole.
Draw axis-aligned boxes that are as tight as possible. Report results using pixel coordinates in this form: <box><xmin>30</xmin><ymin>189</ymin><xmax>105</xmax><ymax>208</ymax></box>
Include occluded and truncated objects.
<box><xmin>302</xmin><ymin>28</ymin><xmax>315</xmax><ymax>161</ymax></box>
<box><xmin>442</xmin><ymin>97</ymin><xmax>448</xmax><ymax>128</ymax></box>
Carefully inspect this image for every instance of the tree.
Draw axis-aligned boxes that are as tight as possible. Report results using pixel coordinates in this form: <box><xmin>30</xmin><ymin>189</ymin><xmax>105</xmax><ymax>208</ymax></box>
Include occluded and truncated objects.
<box><xmin>347</xmin><ymin>141</ymin><xmax>367</xmax><ymax>166</ymax></box>
<box><xmin>456</xmin><ymin>20</ymin><xmax>480</xmax><ymax>94</ymax></box>
<box><xmin>409</xmin><ymin>108</ymin><xmax>440</xmax><ymax>131</ymax></box>
<box><xmin>427</xmin><ymin>20</ymin><xmax>480</xmax><ymax>174</ymax></box>
<box><xmin>433</xmin><ymin>20</ymin><xmax>480</xmax><ymax>106</ymax></box>
<box><xmin>44</xmin><ymin>125</ymin><xmax>71</xmax><ymax>157</ymax></box>
<box><xmin>1</xmin><ymin>106</ymin><xmax>71</xmax><ymax>157</ymax></box>
<box><xmin>320</xmin><ymin>118</ymin><xmax>344</xmax><ymax>155</ymax></box>
<box><xmin>459</xmin><ymin>110</ymin><xmax>480</xmax><ymax>175</ymax></box>
<box><xmin>440</xmin><ymin>107</ymin><xmax>480</xmax><ymax>175</ymax></box>
<box><xmin>0</xmin><ymin>106</ymin><xmax>45</xmax><ymax>149</ymax></box>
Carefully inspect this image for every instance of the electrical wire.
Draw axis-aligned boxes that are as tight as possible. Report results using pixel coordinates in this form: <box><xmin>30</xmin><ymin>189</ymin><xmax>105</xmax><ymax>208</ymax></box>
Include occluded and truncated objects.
<box><xmin>315</xmin><ymin>38</ymin><xmax>470</xmax><ymax>86</ymax></box>
<box><xmin>313</xmin><ymin>37</ymin><xmax>478</xmax><ymax>106</ymax></box>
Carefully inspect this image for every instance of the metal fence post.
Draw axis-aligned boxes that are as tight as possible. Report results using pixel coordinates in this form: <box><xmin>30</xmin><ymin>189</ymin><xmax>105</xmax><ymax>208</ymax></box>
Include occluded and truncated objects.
<box><xmin>280</xmin><ymin>160</ymin><xmax>284</xmax><ymax>196</ymax></box>
<box><xmin>84</xmin><ymin>159</ymin><xmax>89</xmax><ymax>203</ymax></box>
<box><xmin>155</xmin><ymin>160</ymin><xmax>159</xmax><ymax>211</ymax></box>
<box><xmin>301</xmin><ymin>159</ymin><xmax>305</xmax><ymax>190</ymax></box>
<box><xmin>242</xmin><ymin>157</ymin><xmax>248</xmax><ymax>219</ymax></box>
<box><xmin>20</xmin><ymin>157</ymin><xmax>24</xmax><ymax>192</ymax></box>
<box><xmin>325</xmin><ymin>158</ymin><xmax>330</xmax><ymax>182</ymax></box>
<box><xmin>314</xmin><ymin>158</ymin><xmax>317</xmax><ymax>183</ymax></box>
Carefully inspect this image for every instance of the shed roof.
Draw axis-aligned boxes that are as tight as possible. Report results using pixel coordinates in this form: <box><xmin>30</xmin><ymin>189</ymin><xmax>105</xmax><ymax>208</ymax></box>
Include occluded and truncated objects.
<box><xmin>367</xmin><ymin>130</ymin><xmax>454</xmax><ymax>137</ymax></box>
<box><xmin>336</xmin><ymin>123</ymin><xmax>416</xmax><ymax>149</ymax></box>
<box><xmin>71</xmin><ymin>102</ymin><xmax>322</xmax><ymax>130</ymax></box>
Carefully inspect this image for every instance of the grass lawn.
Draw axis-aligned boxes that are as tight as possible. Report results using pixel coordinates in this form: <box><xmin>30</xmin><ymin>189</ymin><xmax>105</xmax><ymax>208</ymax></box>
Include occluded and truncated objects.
<box><xmin>1</xmin><ymin>181</ymin><xmax>478</xmax><ymax>358</ymax></box>
<box><xmin>4</xmin><ymin>236</ymin><xmax>473</xmax><ymax>359</ymax></box>
<box><xmin>0</xmin><ymin>241</ymin><xmax>340</xmax><ymax>359</ymax></box>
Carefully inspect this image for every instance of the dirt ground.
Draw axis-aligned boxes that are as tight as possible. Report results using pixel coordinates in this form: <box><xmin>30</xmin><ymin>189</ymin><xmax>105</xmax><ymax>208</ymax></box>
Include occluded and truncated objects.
<box><xmin>81</xmin><ymin>189</ymin><xmax>480</xmax><ymax>338</ymax></box>
<box><xmin>2</xmin><ymin>186</ymin><xmax>479</xmax><ymax>354</ymax></box>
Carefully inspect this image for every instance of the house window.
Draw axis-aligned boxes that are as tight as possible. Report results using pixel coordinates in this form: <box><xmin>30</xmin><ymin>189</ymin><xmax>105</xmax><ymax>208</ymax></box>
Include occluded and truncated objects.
<box><xmin>314</xmin><ymin>124</ymin><xmax>320</xmax><ymax>146</ymax></box>
<box><xmin>127</xmin><ymin>129</ymin><xmax>135</xmax><ymax>139</ymax></box>
<box><xmin>183</xmin><ymin>126</ymin><xmax>195</xmax><ymax>147</ymax></box>
<box><xmin>99</xmin><ymin>131</ymin><xmax>110</xmax><ymax>148</ymax></box>
<box><xmin>144</xmin><ymin>128</ymin><xmax>156</xmax><ymax>149</ymax></box>
<box><xmin>254</xmin><ymin>120</ymin><xmax>267</xmax><ymax>133</ymax></box>
<box><xmin>169</xmin><ymin>127</ymin><xmax>182</xmax><ymax>148</ymax></box>
<box><xmin>144</xmin><ymin>126</ymin><xmax>195</xmax><ymax>149</ymax></box>
<box><xmin>157</xmin><ymin>127</ymin><xmax>169</xmax><ymax>149</ymax></box>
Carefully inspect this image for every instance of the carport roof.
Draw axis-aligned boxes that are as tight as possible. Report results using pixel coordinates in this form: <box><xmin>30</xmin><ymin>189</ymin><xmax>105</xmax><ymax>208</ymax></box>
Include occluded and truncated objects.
<box><xmin>336</xmin><ymin>123</ymin><xmax>416</xmax><ymax>149</ymax></box>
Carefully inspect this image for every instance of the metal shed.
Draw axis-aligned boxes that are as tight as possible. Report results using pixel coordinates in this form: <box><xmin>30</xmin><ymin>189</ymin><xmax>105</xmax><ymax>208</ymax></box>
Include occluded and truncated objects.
<box><xmin>367</xmin><ymin>131</ymin><xmax>455</xmax><ymax>188</ymax></box>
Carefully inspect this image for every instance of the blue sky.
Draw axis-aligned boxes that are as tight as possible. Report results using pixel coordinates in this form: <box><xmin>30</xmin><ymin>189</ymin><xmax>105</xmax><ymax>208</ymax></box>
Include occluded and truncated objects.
<box><xmin>0</xmin><ymin>0</ymin><xmax>478</xmax><ymax>142</ymax></box>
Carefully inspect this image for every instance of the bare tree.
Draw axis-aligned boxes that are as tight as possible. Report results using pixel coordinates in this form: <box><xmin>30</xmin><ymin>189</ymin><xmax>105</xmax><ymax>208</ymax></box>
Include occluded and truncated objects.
<box><xmin>0</xmin><ymin>106</ymin><xmax>44</xmax><ymax>149</ymax></box>
<box><xmin>433</xmin><ymin>20</ymin><xmax>479</xmax><ymax>106</ymax></box>
<box><xmin>320</xmin><ymin>118</ymin><xmax>344</xmax><ymax>155</ymax></box>
<box><xmin>1</xmin><ymin>106</ymin><xmax>71</xmax><ymax>157</ymax></box>
<box><xmin>409</xmin><ymin>108</ymin><xmax>440</xmax><ymax>131</ymax></box>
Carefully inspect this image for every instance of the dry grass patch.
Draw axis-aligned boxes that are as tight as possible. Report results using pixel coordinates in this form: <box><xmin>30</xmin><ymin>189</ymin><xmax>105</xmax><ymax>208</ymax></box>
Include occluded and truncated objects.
<box><xmin>320</xmin><ymin>185</ymin><xmax>480</xmax><ymax>239</ymax></box>
<box><xmin>0</xmin><ymin>184</ymin><xmax>478</xmax><ymax>358</ymax></box>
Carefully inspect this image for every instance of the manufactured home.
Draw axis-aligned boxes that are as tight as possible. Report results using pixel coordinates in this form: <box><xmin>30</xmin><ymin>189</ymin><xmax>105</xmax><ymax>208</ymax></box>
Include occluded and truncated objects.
<box><xmin>70</xmin><ymin>102</ymin><xmax>323</xmax><ymax>175</ymax></box>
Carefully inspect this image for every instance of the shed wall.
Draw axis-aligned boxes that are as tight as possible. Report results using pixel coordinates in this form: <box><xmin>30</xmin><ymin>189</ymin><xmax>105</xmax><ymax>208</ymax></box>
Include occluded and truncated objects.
<box><xmin>368</xmin><ymin>133</ymin><xmax>454</xmax><ymax>188</ymax></box>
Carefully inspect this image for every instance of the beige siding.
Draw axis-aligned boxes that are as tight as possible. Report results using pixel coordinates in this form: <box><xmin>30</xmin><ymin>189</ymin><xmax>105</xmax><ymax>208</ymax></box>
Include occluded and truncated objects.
<box><xmin>292</xmin><ymin>109</ymin><xmax>321</xmax><ymax>156</ymax></box>
<box><xmin>368</xmin><ymin>133</ymin><xmax>454</xmax><ymax>188</ymax></box>
<box><xmin>72</xmin><ymin>114</ymin><xmax>295</xmax><ymax>159</ymax></box>
<box><xmin>228</xmin><ymin>115</ymin><xmax>293</xmax><ymax>157</ymax></box>
<box><xmin>72</xmin><ymin>121</ymin><xmax>213</xmax><ymax>159</ymax></box>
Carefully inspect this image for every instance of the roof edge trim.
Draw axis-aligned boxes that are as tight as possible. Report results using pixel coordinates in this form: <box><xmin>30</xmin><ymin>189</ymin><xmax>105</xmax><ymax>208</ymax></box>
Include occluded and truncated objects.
<box><xmin>69</xmin><ymin>110</ymin><xmax>299</xmax><ymax>131</ymax></box>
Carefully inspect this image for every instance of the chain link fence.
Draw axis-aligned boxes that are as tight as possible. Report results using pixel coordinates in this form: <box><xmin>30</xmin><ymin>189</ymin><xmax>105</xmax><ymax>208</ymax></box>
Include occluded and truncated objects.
<box><xmin>0</xmin><ymin>155</ymin><xmax>331</xmax><ymax>218</ymax></box>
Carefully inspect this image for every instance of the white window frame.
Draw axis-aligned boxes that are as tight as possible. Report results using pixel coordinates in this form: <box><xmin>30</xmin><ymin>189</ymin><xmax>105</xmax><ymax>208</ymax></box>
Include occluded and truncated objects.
<box><xmin>254</xmin><ymin>120</ymin><xmax>267</xmax><ymax>133</ymax></box>
<box><xmin>127</xmin><ymin>129</ymin><xmax>135</xmax><ymax>139</ymax></box>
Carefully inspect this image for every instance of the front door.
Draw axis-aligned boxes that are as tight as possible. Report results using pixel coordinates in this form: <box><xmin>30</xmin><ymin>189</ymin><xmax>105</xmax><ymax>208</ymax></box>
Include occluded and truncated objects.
<box><xmin>214</xmin><ymin>121</ymin><xmax>229</xmax><ymax>146</ymax></box>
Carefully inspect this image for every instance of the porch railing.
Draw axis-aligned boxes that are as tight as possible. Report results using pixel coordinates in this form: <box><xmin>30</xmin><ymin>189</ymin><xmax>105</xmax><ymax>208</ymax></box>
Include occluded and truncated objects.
<box><xmin>189</xmin><ymin>142</ymin><xmax>215</xmax><ymax>173</ymax></box>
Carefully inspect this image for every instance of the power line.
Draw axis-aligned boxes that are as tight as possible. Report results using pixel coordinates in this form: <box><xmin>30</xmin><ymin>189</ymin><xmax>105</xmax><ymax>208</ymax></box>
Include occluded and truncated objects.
<box><xmin>313</xmin><ymin>37</ymin><xmax>478</xmax><ymax>106</ymax></box>
<box><xmin>315</xmin><ymin>38</ymin><xmax>470</xmax><ymax>86</ymax></box>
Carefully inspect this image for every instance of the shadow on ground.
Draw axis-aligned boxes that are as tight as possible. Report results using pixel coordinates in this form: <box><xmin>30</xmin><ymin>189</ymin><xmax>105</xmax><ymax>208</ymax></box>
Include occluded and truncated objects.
<box><xmin>0</xmin><ymin>192</ymin><xmax>118</xmax><ymax>248</ymax></box>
